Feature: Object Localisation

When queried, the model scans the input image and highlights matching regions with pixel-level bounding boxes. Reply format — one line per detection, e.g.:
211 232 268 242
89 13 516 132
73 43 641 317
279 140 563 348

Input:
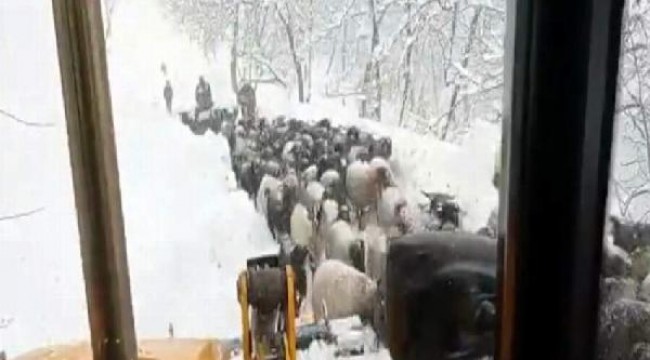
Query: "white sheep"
346 161 375 209
312 260 378 323
300 181 325 213
302 165 319 184
256 175 283 218
291 203 314 249
320 169 341 189
375 186 408 233
319 199 339 229
325 220 360 267
363 224 388 283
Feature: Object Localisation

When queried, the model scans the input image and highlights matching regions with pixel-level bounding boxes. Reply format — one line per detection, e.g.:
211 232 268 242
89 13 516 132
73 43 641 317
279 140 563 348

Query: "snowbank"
107 0 277 340
0 0 87 355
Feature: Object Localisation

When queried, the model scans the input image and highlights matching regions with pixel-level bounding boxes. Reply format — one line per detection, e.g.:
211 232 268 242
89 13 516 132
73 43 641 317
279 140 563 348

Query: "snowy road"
1 0 277 356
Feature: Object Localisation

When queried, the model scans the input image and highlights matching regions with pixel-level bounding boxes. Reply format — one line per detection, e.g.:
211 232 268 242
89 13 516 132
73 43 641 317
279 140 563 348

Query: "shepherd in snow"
163 80 173 114
195 75 213 112
237 83 257 122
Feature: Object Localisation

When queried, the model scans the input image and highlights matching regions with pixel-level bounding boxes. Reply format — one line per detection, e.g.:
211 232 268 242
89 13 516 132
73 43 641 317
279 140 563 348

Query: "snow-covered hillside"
0 0 498 358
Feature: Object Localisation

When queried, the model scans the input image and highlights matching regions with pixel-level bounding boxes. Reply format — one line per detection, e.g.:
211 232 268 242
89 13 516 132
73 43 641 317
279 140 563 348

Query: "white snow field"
0 0 498 358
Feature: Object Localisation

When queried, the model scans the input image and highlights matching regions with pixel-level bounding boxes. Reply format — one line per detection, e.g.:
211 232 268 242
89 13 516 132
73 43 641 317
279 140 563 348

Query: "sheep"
325 220 364 271
370 137 392 159
375 186 409 236
346 160 395 229
369 157 396 189
256 175 283 218
302 164 319 184
240 159 262 201
311 260 379 326
346 161 375 209
256 176 293 240
363 224 388 284
348 145 371 163
278 235 311 308
291 203 315 252
611 216 650 253
603 235 632 278
320 169 341 189
317 198 339 229
300 181 325 215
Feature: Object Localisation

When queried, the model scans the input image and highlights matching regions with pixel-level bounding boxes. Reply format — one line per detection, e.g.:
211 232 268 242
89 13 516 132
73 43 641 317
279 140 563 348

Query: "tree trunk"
307 0 314 103
442 6 482 140
399 0 415 126
364 0 382 121
444 2 460 85
277 5 305 103
230 3 239 94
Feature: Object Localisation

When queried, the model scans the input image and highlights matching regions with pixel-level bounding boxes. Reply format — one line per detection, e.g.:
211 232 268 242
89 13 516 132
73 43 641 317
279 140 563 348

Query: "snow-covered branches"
612 1 650 221
162 0 505 137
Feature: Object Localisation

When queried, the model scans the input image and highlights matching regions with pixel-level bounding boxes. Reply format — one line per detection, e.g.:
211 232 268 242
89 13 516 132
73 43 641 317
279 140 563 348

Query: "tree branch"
0 207 46 222
0 109 54 127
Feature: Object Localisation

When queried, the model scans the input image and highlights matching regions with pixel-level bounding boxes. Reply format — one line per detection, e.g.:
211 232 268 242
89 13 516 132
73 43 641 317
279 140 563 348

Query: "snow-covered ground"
0 0 498 358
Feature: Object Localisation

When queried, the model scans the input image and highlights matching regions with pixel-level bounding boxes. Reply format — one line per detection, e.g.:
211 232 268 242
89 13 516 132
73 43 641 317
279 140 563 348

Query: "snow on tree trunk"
277 3 305 103
399 0 415 127
364 0 382 121
231 3 239 95
442 6 482 140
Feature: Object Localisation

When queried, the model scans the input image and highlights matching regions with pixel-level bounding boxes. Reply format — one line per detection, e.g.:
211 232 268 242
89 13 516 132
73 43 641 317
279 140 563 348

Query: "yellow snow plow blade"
12 338 228 360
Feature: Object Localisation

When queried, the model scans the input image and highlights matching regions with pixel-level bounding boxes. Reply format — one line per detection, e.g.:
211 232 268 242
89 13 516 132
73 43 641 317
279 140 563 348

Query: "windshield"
2 0 504 359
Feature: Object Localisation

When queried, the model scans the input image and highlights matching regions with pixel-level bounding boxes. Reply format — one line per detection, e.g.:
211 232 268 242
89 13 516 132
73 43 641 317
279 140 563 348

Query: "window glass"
600 1 650 359
105 0 504 358
0 1 88 357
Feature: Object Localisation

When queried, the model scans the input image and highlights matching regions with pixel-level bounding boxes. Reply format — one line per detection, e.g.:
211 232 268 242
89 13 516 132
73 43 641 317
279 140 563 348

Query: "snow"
0 0 498 358
1 0 275 356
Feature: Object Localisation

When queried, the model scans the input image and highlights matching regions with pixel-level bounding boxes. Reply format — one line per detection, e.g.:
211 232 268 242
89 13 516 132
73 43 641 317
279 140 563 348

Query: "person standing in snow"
163 80 173 114
195 76 213 111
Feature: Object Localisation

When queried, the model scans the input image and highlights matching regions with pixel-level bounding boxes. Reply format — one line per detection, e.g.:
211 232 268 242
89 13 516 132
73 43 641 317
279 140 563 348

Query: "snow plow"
12 339 228 360
237 255 336 360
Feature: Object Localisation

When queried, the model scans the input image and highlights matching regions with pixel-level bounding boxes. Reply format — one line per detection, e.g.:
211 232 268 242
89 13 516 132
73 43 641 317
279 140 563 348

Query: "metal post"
499 0 625 358
51 2 137 360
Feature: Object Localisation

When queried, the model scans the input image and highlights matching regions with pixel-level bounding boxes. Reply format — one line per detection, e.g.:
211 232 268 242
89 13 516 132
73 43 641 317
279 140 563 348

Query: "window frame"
49 0 626 359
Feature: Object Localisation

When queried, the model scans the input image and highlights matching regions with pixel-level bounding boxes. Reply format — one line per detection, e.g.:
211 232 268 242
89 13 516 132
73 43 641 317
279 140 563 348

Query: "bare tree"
441 6 482 140
611 1 650 221
363 0 382 120
276 2 306 103
399 0 415 126
162 0 506 138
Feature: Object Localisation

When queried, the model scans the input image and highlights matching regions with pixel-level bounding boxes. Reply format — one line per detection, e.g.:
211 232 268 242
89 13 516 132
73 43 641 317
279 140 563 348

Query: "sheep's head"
348 239 366 273
289 244 311 298
338 205 351 222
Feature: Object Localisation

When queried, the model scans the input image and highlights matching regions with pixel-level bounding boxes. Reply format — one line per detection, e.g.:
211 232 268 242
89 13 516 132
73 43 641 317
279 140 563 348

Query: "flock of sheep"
599 218 650 360
178 100 650 360
178 106 472 337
